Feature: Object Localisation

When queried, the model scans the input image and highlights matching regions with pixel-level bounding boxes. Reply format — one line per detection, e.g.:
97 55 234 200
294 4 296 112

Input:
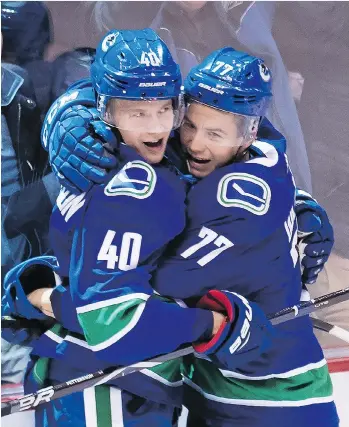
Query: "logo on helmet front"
198 82 224 95
102 32 118 52
258 63 271 82
139 82 166 87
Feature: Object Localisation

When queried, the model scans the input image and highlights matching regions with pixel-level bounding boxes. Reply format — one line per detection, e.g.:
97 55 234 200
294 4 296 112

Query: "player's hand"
49 105 119 194
295 189 334 284
211 311 226 335
27 288 55 318
193 290 272 370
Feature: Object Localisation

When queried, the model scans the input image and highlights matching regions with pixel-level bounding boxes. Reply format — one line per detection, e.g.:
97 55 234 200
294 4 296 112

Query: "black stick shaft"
268 287 349 325
2 286 349 417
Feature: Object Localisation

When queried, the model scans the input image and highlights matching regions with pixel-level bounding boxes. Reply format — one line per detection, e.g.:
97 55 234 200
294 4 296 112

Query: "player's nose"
186 130 206 153
145 114 168 133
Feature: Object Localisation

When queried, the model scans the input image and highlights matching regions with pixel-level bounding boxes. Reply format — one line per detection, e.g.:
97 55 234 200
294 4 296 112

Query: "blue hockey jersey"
28 143 213 407
152 134 336 425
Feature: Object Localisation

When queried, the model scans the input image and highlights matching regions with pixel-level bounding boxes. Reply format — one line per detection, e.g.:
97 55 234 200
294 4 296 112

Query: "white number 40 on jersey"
97 230 142 271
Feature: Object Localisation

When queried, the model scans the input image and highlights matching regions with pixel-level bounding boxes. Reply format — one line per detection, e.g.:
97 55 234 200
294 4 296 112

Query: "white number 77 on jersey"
180 226 234 266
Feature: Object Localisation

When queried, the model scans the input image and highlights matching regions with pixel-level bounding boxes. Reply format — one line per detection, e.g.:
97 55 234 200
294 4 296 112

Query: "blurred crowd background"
1 0 349 394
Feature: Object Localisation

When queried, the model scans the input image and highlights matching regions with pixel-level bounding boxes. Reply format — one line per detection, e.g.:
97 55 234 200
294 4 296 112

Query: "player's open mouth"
186 152 210 164
144 139 163 148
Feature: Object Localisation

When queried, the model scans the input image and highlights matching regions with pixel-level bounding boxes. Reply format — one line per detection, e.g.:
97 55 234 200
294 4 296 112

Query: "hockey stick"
269 286 349 324
2 286 349 417
311 317 349 344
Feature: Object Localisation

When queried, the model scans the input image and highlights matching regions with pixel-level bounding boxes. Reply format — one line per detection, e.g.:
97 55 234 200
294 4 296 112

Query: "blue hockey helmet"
91 28 184 130
184 47 272 118
1 1 51 64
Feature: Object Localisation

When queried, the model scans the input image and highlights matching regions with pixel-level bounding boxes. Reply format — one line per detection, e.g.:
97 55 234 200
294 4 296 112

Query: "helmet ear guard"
173 93 185 129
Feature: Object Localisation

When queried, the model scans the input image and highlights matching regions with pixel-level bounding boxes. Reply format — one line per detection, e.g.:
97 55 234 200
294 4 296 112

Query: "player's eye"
182 120 195 129
131 112 145 118
159 105 173 114
208 131 222 139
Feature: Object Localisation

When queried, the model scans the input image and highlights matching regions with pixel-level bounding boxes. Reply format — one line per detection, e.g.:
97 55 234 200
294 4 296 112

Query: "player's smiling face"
107 99 174 164
180 102 253 178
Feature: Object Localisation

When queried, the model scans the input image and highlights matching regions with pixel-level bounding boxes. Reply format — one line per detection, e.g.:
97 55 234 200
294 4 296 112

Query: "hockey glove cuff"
2 256 59 321
193 290 273 370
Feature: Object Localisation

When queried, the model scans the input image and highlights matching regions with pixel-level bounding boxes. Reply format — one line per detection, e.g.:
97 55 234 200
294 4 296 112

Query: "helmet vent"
233 94 256 101
105 74 125 89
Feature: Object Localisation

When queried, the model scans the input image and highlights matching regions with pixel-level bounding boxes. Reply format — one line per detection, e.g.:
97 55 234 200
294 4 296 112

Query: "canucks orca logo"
105 161 157 199
258 63 271 82
102 31 119 52
217 172 271 215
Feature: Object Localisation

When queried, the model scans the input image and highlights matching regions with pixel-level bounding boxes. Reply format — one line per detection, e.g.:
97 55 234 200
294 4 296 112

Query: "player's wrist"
192 291 232 352
27 288 54 318
211 311 227 336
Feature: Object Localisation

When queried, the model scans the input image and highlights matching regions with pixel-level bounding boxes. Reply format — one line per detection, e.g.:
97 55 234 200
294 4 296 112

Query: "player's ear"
240 138 254 153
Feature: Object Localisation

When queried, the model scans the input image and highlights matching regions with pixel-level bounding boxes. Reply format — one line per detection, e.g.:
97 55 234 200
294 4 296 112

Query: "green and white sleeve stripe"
76 293 150 351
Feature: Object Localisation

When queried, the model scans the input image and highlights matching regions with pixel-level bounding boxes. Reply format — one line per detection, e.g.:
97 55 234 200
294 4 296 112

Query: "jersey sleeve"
50 285 84 333
68 178 213 366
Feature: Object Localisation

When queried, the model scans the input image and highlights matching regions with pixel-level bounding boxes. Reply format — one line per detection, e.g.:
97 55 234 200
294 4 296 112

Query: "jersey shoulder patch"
217 172 271 216
104 160 157 200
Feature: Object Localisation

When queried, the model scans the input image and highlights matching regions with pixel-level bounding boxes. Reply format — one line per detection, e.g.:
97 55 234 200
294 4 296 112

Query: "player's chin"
142 144 167 164
187 159 214 178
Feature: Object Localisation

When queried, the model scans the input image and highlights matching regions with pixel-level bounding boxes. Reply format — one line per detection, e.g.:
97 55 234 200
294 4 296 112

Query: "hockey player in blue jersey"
151 50 338 426
3 36 337 427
